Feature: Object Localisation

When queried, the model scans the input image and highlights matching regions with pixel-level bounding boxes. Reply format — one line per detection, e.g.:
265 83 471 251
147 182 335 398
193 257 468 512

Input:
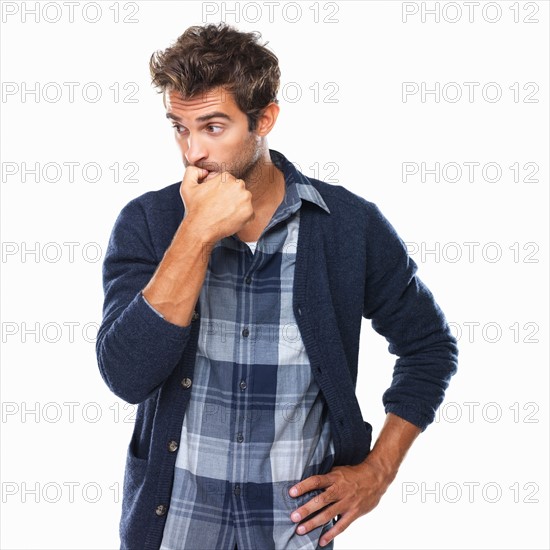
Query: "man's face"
164 87 263 182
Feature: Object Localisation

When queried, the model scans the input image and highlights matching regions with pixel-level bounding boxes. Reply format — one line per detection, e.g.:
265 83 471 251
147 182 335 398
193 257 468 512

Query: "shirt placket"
231 204 297 535
229 241 258 544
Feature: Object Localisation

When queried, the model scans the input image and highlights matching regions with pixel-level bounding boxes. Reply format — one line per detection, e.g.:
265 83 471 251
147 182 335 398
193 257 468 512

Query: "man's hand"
288 458 392 547
179 165 255 241
288 412 422 547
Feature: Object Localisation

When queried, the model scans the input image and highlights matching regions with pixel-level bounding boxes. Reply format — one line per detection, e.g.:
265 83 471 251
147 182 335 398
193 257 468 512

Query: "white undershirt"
245 241 257 253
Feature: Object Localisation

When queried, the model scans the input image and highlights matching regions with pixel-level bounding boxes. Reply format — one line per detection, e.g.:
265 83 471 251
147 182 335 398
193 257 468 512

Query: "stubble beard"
185 134 266 186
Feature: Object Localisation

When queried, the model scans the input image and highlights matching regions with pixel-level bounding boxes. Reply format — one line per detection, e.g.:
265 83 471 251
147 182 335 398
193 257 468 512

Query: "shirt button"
168 440 178 452
192 310 199 321
155 504 167 516
234 484 241 496
236 432 244 443
245 276 252 285
181 377 192 389
239 380 247 391
242 328 249 337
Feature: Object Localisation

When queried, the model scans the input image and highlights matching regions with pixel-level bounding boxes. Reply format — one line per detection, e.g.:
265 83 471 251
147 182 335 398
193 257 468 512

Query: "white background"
1 1 548 549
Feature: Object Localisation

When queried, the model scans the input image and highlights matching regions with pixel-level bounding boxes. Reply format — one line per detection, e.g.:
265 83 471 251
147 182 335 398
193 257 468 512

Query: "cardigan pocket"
123 444 148 500
120 443 148 543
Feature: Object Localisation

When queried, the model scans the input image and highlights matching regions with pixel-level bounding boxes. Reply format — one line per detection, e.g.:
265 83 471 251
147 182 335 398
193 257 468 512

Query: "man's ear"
255 102 280 136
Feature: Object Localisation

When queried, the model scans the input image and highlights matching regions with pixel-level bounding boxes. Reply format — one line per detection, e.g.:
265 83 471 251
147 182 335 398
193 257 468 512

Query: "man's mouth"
203 170 217 181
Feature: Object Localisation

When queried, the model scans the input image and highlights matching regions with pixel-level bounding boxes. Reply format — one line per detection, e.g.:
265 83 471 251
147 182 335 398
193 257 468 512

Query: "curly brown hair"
149 23 281 132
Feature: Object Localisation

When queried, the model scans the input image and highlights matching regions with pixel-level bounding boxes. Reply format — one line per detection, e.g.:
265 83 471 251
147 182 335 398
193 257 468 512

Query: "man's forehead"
164 87 234 115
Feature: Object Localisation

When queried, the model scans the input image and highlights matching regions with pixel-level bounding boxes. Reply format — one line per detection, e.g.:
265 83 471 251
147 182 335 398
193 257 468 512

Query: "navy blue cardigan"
96 175 458 549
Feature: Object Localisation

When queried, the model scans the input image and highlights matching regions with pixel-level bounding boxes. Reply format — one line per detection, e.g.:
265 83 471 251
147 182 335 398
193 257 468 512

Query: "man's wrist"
359 412 422 485
360 449 400 487
181 212 220 245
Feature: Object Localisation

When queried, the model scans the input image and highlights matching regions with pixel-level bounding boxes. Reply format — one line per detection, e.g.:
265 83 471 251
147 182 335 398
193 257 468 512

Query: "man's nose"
184 135 207 165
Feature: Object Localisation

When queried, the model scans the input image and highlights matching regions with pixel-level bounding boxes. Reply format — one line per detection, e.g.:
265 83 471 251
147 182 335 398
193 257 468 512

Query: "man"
96 22 458 550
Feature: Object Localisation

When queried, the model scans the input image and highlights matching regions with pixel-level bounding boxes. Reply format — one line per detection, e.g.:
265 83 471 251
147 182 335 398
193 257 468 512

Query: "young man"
96 23 458 550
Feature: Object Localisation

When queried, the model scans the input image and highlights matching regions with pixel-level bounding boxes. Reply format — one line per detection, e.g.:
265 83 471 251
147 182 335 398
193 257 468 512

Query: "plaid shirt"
157 150 336 550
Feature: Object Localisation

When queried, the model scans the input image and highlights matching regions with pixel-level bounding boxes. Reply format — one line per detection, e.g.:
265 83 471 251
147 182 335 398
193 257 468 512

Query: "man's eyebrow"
165 111 233 123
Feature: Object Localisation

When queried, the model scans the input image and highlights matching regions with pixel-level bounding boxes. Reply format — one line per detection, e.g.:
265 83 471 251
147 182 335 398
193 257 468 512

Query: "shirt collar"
269 149 331 215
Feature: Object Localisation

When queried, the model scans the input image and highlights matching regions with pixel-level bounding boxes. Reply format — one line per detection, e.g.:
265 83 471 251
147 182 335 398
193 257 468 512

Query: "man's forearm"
361 412 422 485
142 215 218 327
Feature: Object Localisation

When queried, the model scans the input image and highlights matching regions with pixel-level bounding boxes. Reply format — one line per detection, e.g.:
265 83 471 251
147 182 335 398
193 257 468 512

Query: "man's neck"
245 149 285 212
236 150 286 242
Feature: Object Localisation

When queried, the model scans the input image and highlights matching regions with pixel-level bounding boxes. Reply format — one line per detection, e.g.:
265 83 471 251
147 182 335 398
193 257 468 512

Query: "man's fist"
180 166 255 241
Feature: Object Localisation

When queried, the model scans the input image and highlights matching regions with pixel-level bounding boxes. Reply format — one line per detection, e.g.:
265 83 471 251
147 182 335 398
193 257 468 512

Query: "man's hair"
149 23 280 132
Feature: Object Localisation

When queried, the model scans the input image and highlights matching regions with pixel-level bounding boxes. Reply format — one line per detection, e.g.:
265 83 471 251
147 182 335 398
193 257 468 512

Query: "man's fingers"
318 511 354 547
295 503 339 537
180 166 208 216
290 474 331 498
183 165 209 186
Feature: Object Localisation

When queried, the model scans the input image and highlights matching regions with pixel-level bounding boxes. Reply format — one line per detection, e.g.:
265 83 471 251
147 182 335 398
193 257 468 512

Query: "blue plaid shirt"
155 150 336 550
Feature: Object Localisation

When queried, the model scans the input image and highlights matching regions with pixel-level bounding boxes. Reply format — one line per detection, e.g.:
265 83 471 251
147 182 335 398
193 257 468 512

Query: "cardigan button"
191 310 199 321
155 504 167 516
168 440 179 452
181 377 192 389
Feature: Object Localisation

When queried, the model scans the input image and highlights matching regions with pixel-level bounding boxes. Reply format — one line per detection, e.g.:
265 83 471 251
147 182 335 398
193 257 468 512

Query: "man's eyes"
206 125 224 134
171 124 223 134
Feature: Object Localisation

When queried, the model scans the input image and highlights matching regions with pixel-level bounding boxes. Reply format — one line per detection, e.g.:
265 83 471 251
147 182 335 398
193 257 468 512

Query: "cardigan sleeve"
96 198 193 404
362 203 458 431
